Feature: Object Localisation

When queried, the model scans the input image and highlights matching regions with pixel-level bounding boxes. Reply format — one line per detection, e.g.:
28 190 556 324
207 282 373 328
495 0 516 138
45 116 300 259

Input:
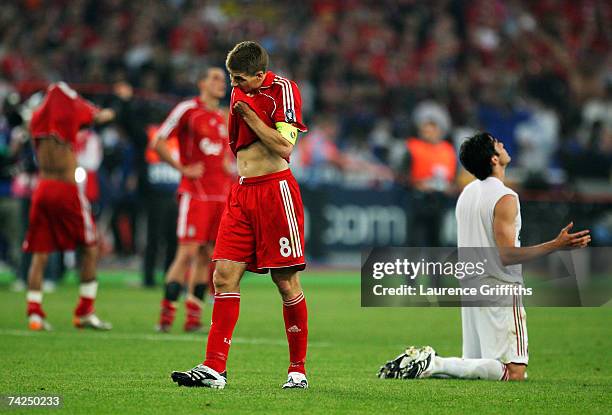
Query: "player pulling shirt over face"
171 41 311 391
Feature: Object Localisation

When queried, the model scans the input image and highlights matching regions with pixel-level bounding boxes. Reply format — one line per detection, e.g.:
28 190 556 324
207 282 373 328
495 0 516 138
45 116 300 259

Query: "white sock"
27 290 43 303
80 281 98 299
430 356 506 380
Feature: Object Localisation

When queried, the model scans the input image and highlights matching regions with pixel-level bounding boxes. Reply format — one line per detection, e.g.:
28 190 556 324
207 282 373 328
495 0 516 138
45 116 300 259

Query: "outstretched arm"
233 101 294 159
94 108 116 124
493 195 590 266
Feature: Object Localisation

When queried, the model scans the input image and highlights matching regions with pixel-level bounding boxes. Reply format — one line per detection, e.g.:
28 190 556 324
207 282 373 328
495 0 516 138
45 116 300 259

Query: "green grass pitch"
0 271 610 414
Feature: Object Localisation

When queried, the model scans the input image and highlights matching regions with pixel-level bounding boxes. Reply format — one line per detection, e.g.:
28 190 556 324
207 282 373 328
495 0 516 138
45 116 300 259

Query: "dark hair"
459 132 498 180
196 66 211 82
197 66 224 81
226 41 269 75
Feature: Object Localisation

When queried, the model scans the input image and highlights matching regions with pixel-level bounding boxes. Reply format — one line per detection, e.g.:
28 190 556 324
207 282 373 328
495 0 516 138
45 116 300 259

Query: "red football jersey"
228 71 307 160
30 82 99 147
158 97 231 201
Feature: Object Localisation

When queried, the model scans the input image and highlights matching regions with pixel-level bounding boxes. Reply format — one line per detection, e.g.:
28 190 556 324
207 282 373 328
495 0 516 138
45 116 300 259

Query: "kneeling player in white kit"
379 132 591 381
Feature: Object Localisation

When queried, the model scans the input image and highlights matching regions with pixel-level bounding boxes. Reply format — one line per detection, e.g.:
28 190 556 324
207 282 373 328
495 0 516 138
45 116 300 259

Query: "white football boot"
282 372 309 389
73 313 112 330
171 364 227 389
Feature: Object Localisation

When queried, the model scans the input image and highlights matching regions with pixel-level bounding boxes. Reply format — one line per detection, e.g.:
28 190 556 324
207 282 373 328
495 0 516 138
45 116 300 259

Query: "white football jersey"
456 176 522 283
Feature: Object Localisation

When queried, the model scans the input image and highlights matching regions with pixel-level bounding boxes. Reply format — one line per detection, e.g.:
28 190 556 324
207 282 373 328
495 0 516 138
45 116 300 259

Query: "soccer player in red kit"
171 41 309 389
24 82 114 331
154 67 232 332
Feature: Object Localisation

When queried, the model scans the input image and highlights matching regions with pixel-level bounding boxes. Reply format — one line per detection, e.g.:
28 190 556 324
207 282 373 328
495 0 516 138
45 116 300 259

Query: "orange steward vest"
406 137 457 182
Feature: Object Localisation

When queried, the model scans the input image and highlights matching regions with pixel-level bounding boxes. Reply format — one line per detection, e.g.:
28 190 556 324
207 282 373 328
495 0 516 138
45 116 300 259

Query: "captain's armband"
275 122 299 145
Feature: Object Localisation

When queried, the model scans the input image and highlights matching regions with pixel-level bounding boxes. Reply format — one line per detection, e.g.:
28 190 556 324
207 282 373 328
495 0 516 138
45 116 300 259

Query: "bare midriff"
236 141 289 178
35 137 77 183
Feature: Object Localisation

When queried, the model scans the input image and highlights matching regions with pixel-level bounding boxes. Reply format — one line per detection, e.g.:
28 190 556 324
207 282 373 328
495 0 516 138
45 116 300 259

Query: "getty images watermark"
361 247 612 307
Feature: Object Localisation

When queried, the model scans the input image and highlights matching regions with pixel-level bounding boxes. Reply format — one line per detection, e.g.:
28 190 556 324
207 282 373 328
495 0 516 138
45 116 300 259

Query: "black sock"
164 281 182 302
192 283 208 301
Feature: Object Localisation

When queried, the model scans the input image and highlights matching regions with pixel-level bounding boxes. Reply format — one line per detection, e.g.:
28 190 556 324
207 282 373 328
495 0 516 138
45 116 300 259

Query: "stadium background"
0 1 610 413
1 0 611 282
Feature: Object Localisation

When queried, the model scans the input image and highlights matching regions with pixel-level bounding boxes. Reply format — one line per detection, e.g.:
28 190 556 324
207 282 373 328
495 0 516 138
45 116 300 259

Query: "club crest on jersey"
285 109 296 123
199 138 223 155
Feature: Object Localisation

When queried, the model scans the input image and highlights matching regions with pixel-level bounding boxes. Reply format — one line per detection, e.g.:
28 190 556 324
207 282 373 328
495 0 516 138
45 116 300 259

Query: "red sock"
27 302 46 318
27 291 45 317
159 299 177 327
75 297 95 317
75 281 97 317
283 292 308 375
203 292 240 374
184 299 202 328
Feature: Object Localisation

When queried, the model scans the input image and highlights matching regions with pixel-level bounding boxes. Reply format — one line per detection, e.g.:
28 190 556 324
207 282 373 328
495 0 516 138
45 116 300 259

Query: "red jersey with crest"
228 71 307 160
30 82 99 147
158 97 231 201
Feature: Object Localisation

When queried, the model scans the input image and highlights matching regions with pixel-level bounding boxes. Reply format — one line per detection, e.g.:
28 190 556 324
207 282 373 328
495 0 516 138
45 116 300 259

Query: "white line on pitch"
0 329 330 347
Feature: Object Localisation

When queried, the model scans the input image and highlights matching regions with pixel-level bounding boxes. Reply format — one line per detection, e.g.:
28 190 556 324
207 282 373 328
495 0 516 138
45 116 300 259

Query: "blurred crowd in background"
0 0 610 286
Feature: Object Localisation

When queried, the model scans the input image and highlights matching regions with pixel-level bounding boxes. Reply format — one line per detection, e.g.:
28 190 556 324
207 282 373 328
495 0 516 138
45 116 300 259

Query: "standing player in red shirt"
171 41 310 389
24 82 114 331
154 67 232 333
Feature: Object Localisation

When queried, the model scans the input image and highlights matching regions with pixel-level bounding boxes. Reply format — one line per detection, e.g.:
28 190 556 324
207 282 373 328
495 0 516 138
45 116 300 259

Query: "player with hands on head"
24 82 114 331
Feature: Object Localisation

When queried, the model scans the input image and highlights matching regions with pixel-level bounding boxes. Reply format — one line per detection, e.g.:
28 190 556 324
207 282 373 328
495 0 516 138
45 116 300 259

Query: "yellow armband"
275 122 299 145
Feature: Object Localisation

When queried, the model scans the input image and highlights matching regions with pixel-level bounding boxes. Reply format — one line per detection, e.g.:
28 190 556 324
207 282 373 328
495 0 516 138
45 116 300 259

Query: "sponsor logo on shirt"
199 138 223 155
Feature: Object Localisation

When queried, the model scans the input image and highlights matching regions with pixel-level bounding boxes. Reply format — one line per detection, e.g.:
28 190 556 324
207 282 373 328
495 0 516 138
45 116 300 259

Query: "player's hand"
181 162 204 179
553 222 591 250
233 101 255 120
95 108 115 124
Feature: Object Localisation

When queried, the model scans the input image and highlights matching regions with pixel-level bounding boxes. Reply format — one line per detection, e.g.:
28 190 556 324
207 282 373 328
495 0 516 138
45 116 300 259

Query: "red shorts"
176 193 225 244
212 169 306 274
23 179 96 253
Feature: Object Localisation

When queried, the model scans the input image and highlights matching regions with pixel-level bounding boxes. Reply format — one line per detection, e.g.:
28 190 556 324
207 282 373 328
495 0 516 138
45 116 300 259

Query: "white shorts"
461 294 528 365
